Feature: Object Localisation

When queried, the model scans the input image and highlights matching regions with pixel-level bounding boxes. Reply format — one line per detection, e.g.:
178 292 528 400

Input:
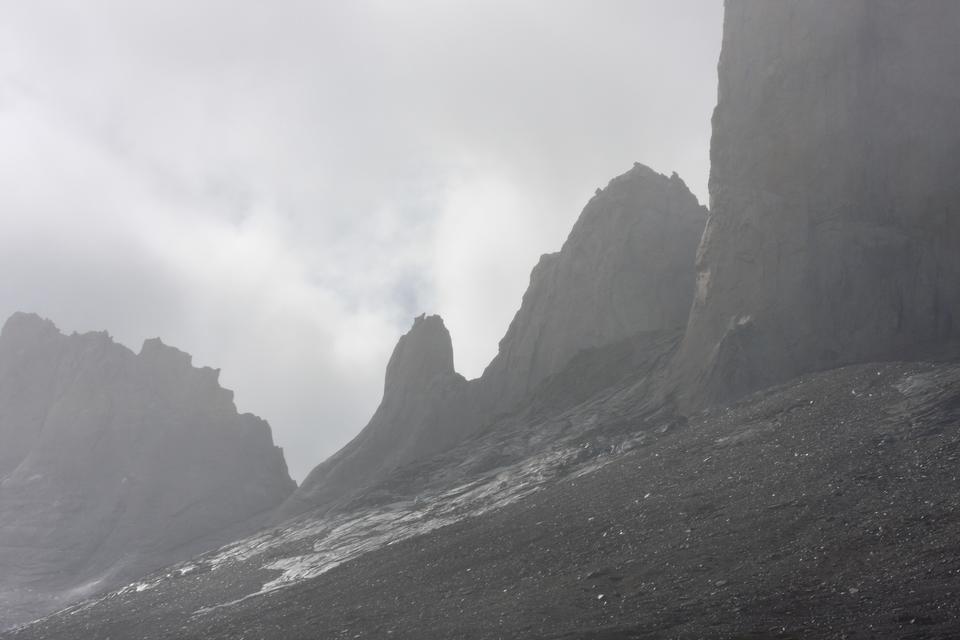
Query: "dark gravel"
7 360 960 639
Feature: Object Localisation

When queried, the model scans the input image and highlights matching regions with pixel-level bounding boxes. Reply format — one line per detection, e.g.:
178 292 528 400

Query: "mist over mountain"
477 165 705 412
4 1 960 638
0 314 293 627
278 314 468 520
280 163 706 519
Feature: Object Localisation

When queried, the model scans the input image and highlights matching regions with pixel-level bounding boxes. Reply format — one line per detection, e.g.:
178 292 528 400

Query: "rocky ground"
7 357 960 639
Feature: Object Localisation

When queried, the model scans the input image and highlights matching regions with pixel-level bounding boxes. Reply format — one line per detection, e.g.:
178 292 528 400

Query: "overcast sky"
0 1 723 481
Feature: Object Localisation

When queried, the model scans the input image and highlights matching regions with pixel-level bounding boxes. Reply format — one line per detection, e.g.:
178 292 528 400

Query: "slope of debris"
8 355 960 639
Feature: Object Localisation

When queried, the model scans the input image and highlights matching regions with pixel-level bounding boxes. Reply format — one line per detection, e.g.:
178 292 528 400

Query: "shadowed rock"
673 0 960 408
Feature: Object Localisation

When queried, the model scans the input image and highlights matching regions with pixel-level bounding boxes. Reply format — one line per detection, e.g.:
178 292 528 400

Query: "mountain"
477 164 706 412
0 314 295 628
9 357 960 639
280 163 707 518
7 1 960 637
673 0 960 407
278 314 468 518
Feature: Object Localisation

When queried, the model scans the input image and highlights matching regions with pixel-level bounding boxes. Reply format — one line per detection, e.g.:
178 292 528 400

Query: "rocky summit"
478 164 706 413
673 0 960 408
0 314 295 628
282 163 706 518
278 314 468 519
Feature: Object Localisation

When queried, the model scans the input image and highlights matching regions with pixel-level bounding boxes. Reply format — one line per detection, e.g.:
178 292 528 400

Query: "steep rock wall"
674 0 960 407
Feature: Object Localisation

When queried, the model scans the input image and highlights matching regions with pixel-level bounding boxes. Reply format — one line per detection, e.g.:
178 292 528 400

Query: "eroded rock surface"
674 0 960 407
0 313 295 628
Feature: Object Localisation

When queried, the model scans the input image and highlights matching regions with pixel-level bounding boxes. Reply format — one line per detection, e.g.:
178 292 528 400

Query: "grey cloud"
0 0 722 479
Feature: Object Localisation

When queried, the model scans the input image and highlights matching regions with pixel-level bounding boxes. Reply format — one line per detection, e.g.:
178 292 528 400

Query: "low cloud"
0 0 722 479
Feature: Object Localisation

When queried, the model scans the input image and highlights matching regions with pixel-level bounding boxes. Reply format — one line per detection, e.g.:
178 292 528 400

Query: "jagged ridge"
0 313 295 627
281 163 706 517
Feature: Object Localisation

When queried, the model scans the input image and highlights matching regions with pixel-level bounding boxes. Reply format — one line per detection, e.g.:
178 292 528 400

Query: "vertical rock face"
480 163 706 411
0 313 295 626
674 0 960 407
279 315 467 517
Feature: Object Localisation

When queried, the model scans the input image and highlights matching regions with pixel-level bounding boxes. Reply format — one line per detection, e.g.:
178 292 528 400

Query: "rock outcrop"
285 163 706 517
279 315 467 517
478 163 706 412
0 313 295 627
673 0 960 407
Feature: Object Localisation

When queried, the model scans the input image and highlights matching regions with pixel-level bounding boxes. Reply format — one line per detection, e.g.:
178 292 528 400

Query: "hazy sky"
0 1 723 481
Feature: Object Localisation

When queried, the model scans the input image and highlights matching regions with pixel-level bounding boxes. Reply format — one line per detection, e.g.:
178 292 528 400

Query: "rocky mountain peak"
139 336 193 369
0 312 60 344
0 313 295 626
138 336 228 402
277 314 466 519
383 314 455 398
479 162 707 410
283 163 707 518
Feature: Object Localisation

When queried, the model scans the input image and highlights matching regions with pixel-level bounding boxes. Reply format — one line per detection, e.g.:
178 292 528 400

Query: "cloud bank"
0 0 722 479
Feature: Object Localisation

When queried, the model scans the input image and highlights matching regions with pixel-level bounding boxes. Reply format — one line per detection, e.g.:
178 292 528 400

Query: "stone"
278 315 467 518
479 163 706 412
673 0 960 408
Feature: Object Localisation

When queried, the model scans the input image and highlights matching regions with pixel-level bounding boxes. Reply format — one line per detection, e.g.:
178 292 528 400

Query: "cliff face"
674 0 960 406
280 315 467 517
479 164 706 412
0 313 295 626
285 164 706 517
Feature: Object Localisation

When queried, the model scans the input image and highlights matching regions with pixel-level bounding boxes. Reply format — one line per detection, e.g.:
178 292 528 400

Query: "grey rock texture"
285 164 706 517
13 357 960 639
674 0 960 408
279 315 467 518
0 313 295 628
479 164 706 412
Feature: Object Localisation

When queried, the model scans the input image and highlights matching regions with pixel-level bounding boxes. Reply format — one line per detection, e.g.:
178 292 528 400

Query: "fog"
0 1 722 480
